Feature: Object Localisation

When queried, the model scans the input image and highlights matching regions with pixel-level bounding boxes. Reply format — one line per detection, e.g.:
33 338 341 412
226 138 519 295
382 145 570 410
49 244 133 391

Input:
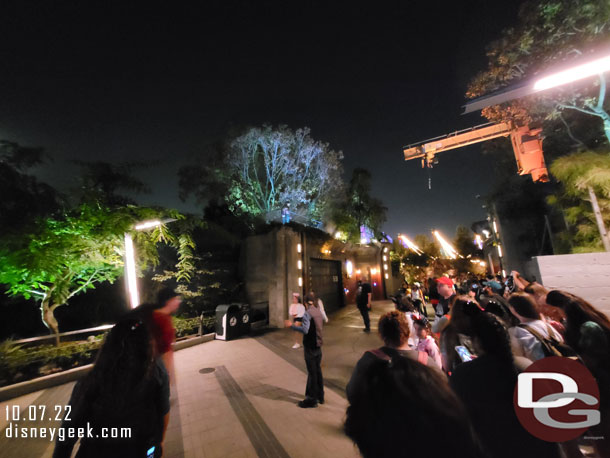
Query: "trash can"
215 304 241 341
237 303 251 335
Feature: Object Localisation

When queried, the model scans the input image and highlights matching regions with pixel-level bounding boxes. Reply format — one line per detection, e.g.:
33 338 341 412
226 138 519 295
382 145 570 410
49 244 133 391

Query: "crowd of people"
345 273 610 458
49 271 610 457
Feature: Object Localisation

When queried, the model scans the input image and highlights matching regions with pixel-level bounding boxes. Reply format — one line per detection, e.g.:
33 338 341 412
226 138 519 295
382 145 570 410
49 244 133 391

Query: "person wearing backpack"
347 311 441 402
507 293 566 361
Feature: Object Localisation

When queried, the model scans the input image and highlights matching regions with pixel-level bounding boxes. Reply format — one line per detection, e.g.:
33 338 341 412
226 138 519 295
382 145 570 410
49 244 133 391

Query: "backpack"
518 323 579 359
368 348 429 365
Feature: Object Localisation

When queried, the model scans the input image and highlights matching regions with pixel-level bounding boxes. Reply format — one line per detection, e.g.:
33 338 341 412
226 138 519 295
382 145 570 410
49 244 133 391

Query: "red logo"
513 357 600 442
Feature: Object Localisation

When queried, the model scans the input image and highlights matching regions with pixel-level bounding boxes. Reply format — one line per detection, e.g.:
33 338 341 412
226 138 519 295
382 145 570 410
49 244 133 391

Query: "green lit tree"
549 151 610 251
179 125 344 223
0 204 196 344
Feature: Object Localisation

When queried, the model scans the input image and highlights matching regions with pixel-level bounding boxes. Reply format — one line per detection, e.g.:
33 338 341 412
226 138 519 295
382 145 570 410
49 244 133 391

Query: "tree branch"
558 112 586 148
66 269 99 300
558 104 598 117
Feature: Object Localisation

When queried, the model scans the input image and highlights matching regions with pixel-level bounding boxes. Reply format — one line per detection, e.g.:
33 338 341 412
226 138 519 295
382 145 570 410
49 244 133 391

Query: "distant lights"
373 282 377 287
356 269 362 275
346 260 353 277
383 247 388 253
371 268 377 275
334 231 343 240
433 230 460 259
297 260 302 270
492 221 498 234
383 264 388 270
398 234 423 255
298 277 303 287
383 255 387 261
385 273 389 279
497 245 503 258
297 243 302 253
474 234 483 250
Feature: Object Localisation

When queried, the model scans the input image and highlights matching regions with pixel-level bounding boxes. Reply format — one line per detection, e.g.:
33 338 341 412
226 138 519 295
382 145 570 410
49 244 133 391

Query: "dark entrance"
308 258 344 313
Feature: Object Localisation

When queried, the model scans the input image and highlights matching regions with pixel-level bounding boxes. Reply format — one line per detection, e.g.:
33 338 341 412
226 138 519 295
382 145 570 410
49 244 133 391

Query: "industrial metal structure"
403 121 549 183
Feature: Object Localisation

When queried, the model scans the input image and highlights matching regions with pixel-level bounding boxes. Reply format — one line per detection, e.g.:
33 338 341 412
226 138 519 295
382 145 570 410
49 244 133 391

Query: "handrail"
10 324 114 345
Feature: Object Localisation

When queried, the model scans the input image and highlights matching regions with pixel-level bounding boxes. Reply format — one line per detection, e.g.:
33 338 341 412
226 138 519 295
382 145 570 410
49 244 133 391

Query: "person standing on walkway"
435 277 455 320
285 294 325 408
356 279 372 332
151 288 181 388
289 293 306 349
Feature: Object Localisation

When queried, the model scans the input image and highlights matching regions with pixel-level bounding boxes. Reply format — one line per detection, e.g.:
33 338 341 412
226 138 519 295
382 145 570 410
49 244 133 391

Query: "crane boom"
403 122 549 182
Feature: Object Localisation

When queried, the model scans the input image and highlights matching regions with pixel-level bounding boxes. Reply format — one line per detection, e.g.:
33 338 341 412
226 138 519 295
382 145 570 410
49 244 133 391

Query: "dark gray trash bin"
237 303 251 335
215 304 241 340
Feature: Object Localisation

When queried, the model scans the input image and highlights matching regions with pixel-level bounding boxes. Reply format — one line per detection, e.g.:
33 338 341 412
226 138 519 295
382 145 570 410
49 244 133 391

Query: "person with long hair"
53 314 170 458
546 290 610 457
439 295 478 374
449 305 560 458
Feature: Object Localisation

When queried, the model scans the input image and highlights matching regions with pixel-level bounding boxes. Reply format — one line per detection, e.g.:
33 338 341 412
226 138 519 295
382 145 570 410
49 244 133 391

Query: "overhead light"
534 54 610 91
134 220 163 231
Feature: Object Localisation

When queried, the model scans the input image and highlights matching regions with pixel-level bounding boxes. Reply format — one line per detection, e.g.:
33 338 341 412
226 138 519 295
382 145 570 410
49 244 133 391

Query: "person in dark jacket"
285 294 325 408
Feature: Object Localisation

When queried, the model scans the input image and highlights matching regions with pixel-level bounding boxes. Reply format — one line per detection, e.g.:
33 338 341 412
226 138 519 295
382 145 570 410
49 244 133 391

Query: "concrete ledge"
173 332 215 351
0 333 216 402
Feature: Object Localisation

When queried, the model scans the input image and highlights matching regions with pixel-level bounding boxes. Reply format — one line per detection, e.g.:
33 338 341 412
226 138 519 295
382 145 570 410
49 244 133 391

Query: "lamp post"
124 218 176 309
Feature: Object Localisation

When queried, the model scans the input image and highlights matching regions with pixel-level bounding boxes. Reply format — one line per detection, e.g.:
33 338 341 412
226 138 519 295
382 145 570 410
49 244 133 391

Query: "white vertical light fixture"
125 218 176 309
124 233 140 309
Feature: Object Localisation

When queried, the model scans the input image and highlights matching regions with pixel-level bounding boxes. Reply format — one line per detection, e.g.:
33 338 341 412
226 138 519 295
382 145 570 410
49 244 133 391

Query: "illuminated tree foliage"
0 204 195 343
549 151 610 252
467 0 610 143
180 125 344 222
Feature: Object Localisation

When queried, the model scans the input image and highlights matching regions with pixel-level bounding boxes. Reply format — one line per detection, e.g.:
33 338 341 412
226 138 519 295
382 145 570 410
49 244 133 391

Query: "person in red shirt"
152 288 182 388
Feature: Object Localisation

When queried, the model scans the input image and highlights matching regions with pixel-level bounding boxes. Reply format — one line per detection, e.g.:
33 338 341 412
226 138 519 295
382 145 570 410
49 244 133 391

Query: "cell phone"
147 446 156 458
455 345 474 362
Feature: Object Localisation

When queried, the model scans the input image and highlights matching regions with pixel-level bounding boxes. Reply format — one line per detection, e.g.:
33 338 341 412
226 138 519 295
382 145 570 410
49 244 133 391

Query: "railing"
11 325 114 346
265 209 323 229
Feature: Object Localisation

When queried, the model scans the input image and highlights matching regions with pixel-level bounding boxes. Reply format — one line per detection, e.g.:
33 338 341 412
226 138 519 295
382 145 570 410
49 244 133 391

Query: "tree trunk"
41 300 60 346
588 186 610 252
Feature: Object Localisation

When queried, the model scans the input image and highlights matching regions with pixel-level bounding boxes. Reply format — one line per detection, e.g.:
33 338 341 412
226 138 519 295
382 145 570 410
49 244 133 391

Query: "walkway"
0 300 396 458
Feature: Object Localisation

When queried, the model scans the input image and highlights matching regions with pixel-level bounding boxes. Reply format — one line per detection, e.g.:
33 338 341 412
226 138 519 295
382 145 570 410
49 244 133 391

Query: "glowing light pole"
124 218 176 309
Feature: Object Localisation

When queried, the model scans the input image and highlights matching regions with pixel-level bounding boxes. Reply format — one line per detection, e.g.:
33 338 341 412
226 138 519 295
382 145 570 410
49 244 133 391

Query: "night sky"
0 1 527 238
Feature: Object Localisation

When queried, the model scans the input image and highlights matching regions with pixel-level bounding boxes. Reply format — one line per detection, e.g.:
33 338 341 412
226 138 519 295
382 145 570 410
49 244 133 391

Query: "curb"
0 333 216 402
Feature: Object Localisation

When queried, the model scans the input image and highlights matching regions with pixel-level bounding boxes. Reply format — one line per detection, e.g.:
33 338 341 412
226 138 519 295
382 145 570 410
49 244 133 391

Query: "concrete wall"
529 252 610 317
241 227 302 328
241 226 391 327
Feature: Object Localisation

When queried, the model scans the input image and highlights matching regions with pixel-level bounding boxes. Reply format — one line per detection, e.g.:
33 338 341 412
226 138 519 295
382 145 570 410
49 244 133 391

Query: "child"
414 318 442 367
289 293 305 348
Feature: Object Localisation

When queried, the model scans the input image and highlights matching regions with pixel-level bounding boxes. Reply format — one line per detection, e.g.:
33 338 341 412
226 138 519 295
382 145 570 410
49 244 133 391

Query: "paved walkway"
0 301 396 458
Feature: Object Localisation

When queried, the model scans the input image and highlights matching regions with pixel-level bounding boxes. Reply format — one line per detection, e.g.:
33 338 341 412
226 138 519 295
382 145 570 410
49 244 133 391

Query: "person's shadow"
245 384 303 403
